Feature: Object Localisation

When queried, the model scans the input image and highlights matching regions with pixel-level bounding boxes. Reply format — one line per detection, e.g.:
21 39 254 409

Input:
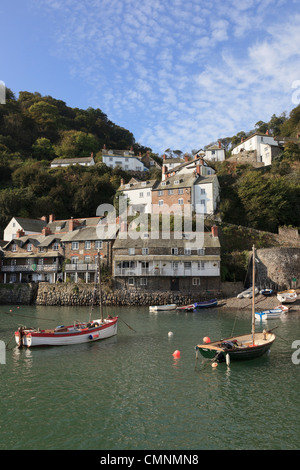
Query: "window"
184 248 191 255
158 190 164 196
178 198 184 205
128 278 134 286
197 248 205 255
192 278 200 286
139 192 144 198
158 200 164 206
39 246 45 252
184 262 191 269
53 242 59 251
27 243 32 252
168 189 174 195
128 248 135 255
84 256 91 264
140 278 147 286
171 248 178 255
147 191 150 197
172 261 179 270
85 241 91 249
142 248 149 255
11 243 17 252
198 261 205 270
72 242 79 250
71 256 79 264
200 200 205 205
95 240 103 249
178 188 183 194
200 189 205 194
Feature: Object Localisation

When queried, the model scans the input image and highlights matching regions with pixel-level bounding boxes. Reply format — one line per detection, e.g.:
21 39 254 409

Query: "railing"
114 267 219 277
64 263 97 272
2 264 60 272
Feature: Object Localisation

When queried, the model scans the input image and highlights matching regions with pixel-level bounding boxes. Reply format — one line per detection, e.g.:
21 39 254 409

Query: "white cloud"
32 0 300 153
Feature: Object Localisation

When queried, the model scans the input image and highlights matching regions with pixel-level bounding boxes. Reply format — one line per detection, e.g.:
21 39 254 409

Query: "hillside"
0 87 300 241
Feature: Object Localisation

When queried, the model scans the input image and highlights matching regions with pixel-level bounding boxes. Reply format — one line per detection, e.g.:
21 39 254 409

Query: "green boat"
195 245 276 364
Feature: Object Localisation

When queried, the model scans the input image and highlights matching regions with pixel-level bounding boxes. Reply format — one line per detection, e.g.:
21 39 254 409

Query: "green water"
0 304 299 450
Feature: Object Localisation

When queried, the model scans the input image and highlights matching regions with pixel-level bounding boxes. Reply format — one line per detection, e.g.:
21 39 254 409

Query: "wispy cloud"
33 0 300 153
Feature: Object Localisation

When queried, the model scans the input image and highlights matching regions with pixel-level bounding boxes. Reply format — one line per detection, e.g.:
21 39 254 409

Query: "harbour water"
0 304 299 450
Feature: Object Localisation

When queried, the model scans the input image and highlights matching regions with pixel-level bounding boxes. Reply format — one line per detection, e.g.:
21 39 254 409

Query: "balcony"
114 266 219 277
64 263 97 272
2 264 61 272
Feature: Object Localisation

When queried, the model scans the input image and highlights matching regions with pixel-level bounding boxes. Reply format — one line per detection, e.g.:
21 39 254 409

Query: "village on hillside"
0 131 299 296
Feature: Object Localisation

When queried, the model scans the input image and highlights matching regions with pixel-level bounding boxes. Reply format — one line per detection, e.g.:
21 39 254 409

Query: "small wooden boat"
196 246 276 364
277 290 297 303
196 331 276 362
15 317 118 348
149 304 177 312
259 288 273 296
237 287 258 299
193 299 218 309
255 309 285 321
15 253 118 348
176 304 195 311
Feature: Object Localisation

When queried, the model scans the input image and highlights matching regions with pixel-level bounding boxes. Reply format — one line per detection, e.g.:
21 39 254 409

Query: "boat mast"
252 245 255 345
97 251 103 323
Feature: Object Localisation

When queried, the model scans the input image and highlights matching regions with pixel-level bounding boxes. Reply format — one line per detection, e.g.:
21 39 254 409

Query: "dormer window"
27 243 32 252
11 243 17 252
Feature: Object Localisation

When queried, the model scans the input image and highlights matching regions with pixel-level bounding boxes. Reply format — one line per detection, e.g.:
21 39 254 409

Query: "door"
170 277 179 291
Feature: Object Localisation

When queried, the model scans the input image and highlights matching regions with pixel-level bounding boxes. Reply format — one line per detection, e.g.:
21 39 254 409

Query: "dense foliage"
0 87 300 240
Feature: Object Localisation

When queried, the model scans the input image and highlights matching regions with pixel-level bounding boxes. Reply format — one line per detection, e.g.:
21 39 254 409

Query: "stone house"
152 171 219 216
1 227 64 283
1 215 115 284
112 226 221 293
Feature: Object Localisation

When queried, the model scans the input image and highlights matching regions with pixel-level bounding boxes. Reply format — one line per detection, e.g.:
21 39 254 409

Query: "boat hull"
277 290 297 303
15 317 118 347
194 299 218 309
149 304 176 312
196 332 276 362
255 308 285 321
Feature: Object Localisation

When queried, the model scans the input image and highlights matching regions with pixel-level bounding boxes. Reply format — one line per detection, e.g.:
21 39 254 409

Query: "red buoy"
172 350 180 358
203 336 211 344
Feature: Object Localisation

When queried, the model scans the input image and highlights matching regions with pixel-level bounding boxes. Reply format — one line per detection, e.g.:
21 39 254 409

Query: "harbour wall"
0 283 38 305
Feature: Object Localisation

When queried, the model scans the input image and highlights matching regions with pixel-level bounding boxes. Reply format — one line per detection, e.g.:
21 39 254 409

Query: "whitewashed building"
102 148 147 172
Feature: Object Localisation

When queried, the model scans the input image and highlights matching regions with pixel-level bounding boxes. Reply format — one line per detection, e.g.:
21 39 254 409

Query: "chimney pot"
16 229 25 238
49 214 55 223
211 225 218 237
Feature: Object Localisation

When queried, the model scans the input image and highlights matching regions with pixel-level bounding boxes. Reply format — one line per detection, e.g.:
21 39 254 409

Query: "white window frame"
72 242 79 250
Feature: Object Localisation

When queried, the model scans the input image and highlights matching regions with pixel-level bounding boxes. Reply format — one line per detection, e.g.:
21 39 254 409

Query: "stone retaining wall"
35 282 221 306
0 283 38 305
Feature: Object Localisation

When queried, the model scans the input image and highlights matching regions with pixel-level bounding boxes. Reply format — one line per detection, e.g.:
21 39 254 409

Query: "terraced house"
112 226 221 293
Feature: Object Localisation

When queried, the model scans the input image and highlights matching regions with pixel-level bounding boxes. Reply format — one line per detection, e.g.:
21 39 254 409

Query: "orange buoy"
203 336 211 343
212 362 218 368
172 350 180 358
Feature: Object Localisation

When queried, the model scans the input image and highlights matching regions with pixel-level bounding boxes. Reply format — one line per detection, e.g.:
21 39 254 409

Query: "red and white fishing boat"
15 317 118 348
15 253 118 348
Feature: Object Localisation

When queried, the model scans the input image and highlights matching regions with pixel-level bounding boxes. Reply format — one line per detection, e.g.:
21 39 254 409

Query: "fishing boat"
259 288 273 296
15 253 118 348
193 299 218 309
195 245 276 363
277 290 297 303
149 304 176 312
176 304 195 311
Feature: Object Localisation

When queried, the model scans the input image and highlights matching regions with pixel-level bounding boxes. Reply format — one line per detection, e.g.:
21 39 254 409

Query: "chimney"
16 229 25 238
218 141 221 148
162 165 167 181
91 152 94 159
120 178 125 186
49 214 55 223
42 227 52 236
163 154 166 160
265 130 269 135
211 225 218 238
184 155 189 162
199 156 204 166
196 165 201 176
103 144 106 150
69 218 80 232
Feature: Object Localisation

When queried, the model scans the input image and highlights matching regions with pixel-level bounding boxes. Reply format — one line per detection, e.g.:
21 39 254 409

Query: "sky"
1 0 300 154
